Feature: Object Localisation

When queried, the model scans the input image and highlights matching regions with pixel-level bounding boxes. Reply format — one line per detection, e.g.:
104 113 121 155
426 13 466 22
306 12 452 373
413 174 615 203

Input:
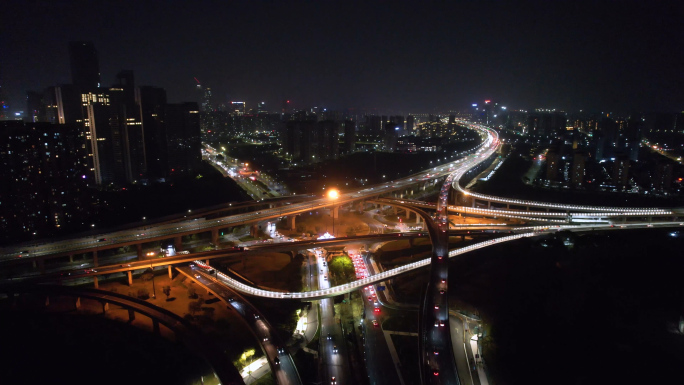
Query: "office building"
165 102 202 175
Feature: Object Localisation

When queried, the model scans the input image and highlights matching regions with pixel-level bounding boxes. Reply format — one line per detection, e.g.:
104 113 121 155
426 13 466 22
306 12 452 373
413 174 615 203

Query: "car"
324 275 327 280
228 297 235 302
120 264 131 267
373 301 378 306
372 320 379 327
333 345 338 353
433 370 439 376
97 238 107 242
439 289 445 294
374 307 380 313
434 350 440 356
440 320 445 327
195 274 201 279
277 346 285 354
434 321 439 327
327 333 332 340
368 296 372 301
434 305 439 310
254 314 260 319
331 377 337 385
263 337 269 342
274 357 280 366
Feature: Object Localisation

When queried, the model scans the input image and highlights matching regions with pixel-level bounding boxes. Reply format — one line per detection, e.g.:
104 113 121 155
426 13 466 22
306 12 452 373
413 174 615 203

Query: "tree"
188 286 197 299
141 268 154 282
188 299 203 314
202 307 215 318
137 288 150 300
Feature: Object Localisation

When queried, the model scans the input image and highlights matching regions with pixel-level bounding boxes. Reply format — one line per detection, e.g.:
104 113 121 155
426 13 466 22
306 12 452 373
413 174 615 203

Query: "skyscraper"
138 86 168 180
165 103 202 175
69 41 101 91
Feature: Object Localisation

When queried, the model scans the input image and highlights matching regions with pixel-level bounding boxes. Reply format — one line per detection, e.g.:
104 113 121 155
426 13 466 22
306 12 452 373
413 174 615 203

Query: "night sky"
2 0 683 114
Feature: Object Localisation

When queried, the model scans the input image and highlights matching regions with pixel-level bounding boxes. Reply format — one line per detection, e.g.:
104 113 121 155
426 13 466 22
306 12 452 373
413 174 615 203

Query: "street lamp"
328 189 339 236
150 264 157 299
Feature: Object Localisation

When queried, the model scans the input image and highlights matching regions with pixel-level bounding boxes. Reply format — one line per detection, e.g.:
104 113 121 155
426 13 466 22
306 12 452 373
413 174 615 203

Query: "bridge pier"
93 251 98 267
128 309 136 322
287 215 296 231
332 206 339 219
93 276 99 289
211 228 219 246
174 236 183 251
68 254 74 263
136 244 143 260
101 301 109 314
168 265 173 279
75 297 81 310
250 224 259 237
127 271 133 286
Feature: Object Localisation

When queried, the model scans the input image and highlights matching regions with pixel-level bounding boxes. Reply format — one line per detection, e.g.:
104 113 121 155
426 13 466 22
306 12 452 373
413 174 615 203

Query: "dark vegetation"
0 311 208 385
449 228 684 384
96 162 250 227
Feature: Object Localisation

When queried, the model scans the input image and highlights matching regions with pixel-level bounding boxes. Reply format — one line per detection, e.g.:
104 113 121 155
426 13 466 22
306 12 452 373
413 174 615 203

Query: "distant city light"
472 103 477 107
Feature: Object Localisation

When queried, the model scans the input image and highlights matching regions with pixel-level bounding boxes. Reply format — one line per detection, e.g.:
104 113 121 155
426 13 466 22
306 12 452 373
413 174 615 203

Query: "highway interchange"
2 121 683 385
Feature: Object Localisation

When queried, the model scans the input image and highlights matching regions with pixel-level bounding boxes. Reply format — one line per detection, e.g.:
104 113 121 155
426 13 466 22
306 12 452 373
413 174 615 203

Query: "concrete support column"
174 236 183 251
93 251 98 267
211 228 219 245
32 260 37 269
101 302 109 313
393 206 397 215
69 254 74 263
136 244 143 260
487 201 491 209
421 221 427 230
75 297 81 310
332 206 339 219
269 204 275 209
168 265 173 279
93 276 99 289
128 309 136 322
127 271 133 286
416 215 422 225
288 215 296 230
506 203 510 209
250 224 259 237
472 198 476 208
406 210 411 219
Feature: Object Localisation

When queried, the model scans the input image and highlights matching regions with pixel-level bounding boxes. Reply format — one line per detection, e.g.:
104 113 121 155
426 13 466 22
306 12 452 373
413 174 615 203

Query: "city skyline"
2 1 684 115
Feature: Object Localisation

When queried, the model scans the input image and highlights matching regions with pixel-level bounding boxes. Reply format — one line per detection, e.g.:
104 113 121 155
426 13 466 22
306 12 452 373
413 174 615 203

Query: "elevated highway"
0 284 245 385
